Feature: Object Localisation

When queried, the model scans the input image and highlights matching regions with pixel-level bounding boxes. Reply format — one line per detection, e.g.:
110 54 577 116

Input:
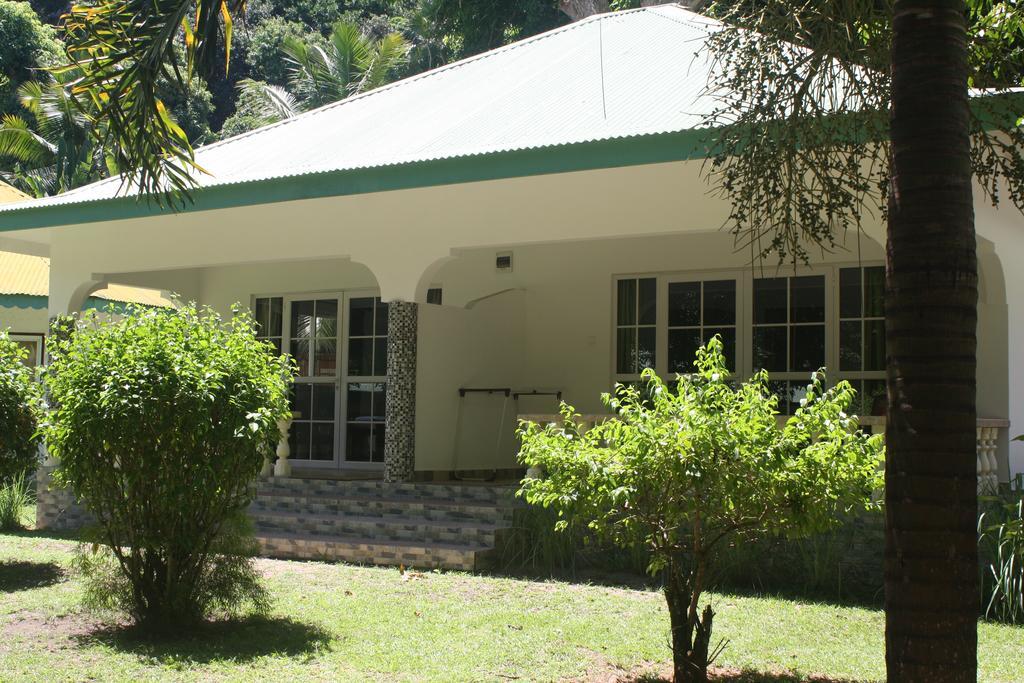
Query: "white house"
0 184 171 366
0 5 1019 567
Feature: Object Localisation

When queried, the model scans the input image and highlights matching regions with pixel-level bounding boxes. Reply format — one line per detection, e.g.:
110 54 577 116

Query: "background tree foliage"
0 332 41 484
43 304 292 628
518 339 883 683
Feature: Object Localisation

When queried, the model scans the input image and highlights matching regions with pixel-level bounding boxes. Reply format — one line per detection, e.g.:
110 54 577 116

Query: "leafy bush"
979 490 1024 624
43 303 293 630
518 338 884 683
0 472 33 531
0 331 42 483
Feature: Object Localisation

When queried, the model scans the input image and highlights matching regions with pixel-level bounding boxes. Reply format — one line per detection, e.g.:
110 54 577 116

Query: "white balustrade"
273 411 299 478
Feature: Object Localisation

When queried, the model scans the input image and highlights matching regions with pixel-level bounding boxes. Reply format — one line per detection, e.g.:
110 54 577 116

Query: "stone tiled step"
251 509 501 546
256 478 518 505
256 531 488 571
250 490 516 525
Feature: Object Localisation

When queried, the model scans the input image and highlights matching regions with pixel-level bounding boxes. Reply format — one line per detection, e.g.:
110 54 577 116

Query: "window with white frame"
612 265 882 414
838 265 887 415
615 277 657 379
9 334 43 368
254 296 283 355
752 274 826 413
345 297 388 463
667 279 737 373
251 293 387 467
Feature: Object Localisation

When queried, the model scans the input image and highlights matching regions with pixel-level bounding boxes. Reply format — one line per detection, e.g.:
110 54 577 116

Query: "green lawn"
0 532 1020 682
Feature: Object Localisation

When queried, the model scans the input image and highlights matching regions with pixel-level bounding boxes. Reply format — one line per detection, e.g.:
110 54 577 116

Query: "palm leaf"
237 79 302 122
0 115 57 166
356 33 411 94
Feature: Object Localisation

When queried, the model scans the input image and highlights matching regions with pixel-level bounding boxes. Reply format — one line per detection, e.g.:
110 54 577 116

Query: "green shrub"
43 303 293 630
0 472 33 531
518 338 883 683
0 331 42 483
979 489 1024 624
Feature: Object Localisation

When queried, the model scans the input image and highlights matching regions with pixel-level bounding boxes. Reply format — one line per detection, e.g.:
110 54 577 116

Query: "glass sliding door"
252 291 388 468
344 296 388 464
286 296 341 465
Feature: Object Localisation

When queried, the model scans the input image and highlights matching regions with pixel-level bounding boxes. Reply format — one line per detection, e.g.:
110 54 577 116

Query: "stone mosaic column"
384 301 418 483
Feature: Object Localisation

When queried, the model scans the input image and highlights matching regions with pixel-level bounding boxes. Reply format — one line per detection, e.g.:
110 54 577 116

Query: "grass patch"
0 531 1021 682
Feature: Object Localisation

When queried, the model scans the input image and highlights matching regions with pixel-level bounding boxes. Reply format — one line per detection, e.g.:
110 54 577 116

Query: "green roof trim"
0 294 155 313
0 128 714 233
0 294 47 310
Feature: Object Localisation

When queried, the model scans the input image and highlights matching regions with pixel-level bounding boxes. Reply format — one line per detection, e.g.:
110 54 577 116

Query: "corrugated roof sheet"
0 182 30 205
0 251 172 306
0 4 724 213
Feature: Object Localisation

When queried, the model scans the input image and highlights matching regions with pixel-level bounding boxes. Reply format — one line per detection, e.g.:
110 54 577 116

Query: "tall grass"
0 473 34 531
979 491 1024 624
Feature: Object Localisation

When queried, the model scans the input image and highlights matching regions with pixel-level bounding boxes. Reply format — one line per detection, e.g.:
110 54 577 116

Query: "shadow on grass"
629 668 867 683
75 616 333 665
0 560 66 592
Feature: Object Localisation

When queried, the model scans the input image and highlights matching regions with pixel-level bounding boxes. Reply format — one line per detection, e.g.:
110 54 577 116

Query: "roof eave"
0 128 713 233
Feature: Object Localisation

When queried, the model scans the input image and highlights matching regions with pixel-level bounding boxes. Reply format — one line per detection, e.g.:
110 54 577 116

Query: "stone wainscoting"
35 463 92 531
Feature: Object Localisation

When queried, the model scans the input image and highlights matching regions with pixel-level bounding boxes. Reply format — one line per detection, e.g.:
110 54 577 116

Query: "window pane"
864 266 885 317
373 337 388 377
347 382 375 422
348 338 374 376
314 339 337 376
375 300 389 336
616 327 636 374
703 280 736 325
372 425 386 463
291 383 312 420
753 278 787 324
265 338 282 356
255 298 269 333
290 338 311 376
839 268 861 319
346 423 372 462
839 320 862 372
668 282 700 327
269 298 283 338
865 319 886 371
704 327 736 372
638 327 656 370
863 379 887 416
668 328 701 374
617 279 637 326
315 300 338 338
311 423 335 460
753 326 787 371
638 278 657 325
291 300 314 339
349 297 375 336
427 288 443 305
289 422 311 460
372 382 386 421
312 384 335 421
791 324 825 371
791 276 825 323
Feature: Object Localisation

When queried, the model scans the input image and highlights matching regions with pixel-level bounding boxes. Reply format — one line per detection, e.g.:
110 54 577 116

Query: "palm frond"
236 79 302 122
356 33 411 94
0 115 57 166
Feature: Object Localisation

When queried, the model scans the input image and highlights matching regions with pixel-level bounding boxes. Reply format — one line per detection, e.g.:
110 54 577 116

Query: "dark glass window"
346 382 386 462
288 383 336 461
348 297 388 377
838 266 886 414
667 279 737 373
254 297 283 355
616 278 657 375
752 275 825 374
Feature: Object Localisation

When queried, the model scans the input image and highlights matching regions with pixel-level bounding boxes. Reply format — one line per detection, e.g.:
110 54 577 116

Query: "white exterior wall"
0 305 48 335
8 158 1019 477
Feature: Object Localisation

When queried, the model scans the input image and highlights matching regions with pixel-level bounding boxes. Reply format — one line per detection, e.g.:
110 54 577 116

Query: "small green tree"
0 331 41 482
43 303 293 630
518 338 884 683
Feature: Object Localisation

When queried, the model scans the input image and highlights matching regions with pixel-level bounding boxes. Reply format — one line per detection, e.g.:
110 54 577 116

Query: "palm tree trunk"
885 1 978 681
